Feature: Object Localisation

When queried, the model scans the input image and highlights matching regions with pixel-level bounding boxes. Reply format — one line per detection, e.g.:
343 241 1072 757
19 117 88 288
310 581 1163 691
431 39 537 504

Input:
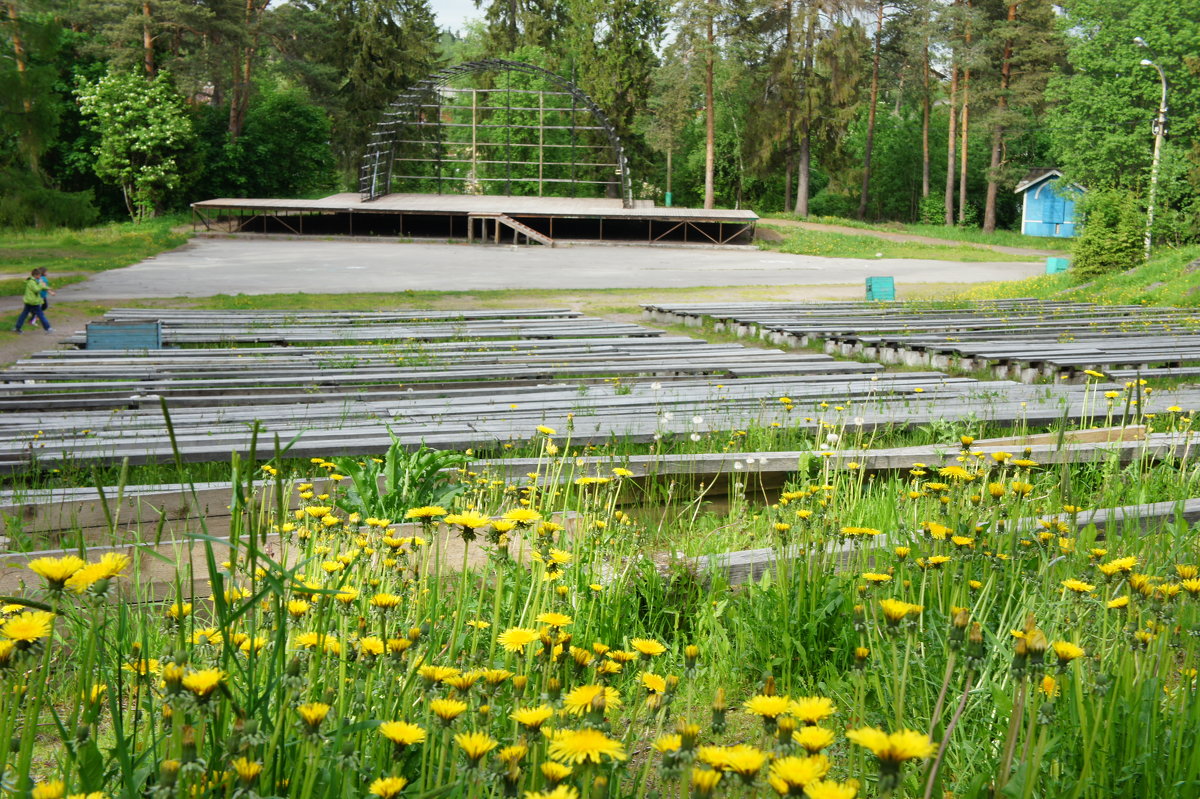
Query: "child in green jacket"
14 269 52 333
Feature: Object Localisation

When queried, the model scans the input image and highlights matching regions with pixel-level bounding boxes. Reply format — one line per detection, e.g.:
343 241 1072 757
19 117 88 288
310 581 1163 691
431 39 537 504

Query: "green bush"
918 195 945 224
807 189 857 218
1072 189 1144 278
0 168 98 229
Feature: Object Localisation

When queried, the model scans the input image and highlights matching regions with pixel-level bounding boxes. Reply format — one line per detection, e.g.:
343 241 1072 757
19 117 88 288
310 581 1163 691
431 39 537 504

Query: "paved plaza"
57 237 1043 299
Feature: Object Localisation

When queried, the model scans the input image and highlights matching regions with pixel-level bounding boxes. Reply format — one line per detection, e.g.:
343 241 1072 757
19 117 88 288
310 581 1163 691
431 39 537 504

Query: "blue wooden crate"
865 276 895 301
1046 257 1069 275
86 321 162 350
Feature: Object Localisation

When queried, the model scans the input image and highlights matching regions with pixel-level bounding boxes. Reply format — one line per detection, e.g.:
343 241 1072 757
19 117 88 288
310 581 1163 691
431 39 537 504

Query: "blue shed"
1015 168 1083 238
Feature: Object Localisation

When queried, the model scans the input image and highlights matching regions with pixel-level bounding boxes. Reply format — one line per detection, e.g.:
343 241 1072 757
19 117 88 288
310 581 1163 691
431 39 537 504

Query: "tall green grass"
4 387 1200 798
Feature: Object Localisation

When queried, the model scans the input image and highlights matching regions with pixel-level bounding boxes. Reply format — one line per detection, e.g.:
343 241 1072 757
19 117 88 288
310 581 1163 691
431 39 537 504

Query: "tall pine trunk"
857 0 883 220
782 0 793 214
142 2 155 77
797 126 809 215
795 6 815 217
5 0 38 174
703 11 715 210
921 41 930 198
957 0 972 224
983 2 1018 233
944 64 958 225
784 161 792 213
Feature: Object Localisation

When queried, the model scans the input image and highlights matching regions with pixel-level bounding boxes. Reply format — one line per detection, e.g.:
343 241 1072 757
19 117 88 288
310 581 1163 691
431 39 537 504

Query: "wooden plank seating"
3 426 1182 551
3 370 1199 470
65 308 658 346
642 300 1200 382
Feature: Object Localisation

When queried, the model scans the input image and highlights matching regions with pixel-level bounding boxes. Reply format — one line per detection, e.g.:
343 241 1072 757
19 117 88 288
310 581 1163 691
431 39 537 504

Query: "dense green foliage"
1070 190 1146 279
1 0 1197 243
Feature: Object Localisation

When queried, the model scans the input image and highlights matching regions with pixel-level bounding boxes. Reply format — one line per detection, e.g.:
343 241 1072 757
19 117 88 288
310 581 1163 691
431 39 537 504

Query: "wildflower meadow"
3 389 1200 799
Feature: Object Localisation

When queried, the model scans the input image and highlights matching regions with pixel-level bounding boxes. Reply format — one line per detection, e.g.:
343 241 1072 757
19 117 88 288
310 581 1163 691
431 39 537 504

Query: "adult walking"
14 269 52 334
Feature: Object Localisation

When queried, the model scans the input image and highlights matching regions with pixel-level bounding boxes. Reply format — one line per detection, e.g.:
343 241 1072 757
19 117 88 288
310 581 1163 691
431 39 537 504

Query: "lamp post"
1134 37 1168 260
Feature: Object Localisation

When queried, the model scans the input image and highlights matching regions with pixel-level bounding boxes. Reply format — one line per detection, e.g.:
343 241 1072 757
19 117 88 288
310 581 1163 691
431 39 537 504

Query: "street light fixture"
1134 36 1168 260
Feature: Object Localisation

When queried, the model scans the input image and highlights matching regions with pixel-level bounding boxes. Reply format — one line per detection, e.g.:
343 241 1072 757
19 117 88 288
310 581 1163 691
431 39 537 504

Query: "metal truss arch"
359 59 633 208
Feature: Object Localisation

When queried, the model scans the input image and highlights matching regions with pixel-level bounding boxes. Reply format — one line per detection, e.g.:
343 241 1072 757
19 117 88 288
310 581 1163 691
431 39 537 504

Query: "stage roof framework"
359 59 633 208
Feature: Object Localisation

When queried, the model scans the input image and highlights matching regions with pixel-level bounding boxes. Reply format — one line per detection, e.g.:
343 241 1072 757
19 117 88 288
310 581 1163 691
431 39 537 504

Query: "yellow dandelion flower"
178 668 224 702
562 684 622 715
803 780 859 799
846 727 935 762
879 598 917 624
789 696 836 724
536 612 573 627
404 506 447 520
691 768 723 795
1 610 55 643
66 552 130 593
653 734 682 753
231 757 263 783
379 721 426 747
723 744 768 778
27 556 85 589
1061 579 1095 594
744 694 791 719
429 697 468 724
368 776 408 798
548 728 627 764
497 627 540 652
540 762 573 784
526 786 578 799
503 508 541 525
768 755 831 794
511 704 554 730
1053 641 1084 663
31 782 66 799
444 511 492 531
794 726 836 753
297 702 331 728
629 638 666 657
640 672 668 694
455 730 499 764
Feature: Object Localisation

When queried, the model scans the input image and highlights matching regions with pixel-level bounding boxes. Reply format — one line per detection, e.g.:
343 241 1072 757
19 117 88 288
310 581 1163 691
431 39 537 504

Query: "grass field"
962 245 1200 306
0 217 189 296
767 215 1074 252
758 224 1043 263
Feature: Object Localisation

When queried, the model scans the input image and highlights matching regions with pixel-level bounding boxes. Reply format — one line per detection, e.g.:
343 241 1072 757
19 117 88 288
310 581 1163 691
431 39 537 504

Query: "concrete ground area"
57 237 1043 299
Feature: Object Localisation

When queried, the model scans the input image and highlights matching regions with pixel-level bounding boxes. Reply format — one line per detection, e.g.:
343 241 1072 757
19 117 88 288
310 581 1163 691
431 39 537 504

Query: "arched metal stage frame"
192 61 756 246
360 59 633 207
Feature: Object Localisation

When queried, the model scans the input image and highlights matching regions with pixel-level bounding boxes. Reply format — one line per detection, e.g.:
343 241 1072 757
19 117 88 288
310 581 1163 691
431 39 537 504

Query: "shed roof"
1014 168 1062 194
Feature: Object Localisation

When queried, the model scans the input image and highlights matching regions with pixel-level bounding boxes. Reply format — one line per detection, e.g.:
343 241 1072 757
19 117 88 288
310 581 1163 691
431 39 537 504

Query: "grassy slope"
766 213 1073 251
0 217 190 296
758 222 1042 262
961 245 1200 306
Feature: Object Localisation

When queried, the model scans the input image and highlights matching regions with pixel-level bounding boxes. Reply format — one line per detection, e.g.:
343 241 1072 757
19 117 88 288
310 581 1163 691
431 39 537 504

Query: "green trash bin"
865 276 895 301
1046 257 1069 274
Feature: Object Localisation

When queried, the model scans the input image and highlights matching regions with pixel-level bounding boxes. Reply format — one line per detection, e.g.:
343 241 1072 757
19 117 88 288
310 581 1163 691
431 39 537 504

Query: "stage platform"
191 193 758 246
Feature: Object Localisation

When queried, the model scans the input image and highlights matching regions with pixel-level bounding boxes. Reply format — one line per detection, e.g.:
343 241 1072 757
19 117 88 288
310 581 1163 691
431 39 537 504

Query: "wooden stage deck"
191 193 759 246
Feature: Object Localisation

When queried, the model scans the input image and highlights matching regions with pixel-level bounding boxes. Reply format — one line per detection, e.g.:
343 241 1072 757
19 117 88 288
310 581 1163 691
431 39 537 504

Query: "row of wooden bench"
642 300 1200 382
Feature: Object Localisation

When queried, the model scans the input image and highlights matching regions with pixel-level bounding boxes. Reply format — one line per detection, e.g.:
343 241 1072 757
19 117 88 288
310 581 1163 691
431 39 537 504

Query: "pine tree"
475 0 567 55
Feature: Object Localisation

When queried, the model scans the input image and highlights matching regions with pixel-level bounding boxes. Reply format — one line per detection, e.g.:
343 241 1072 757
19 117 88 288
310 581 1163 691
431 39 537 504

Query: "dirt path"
760 217 1061 257
0 305 99 367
